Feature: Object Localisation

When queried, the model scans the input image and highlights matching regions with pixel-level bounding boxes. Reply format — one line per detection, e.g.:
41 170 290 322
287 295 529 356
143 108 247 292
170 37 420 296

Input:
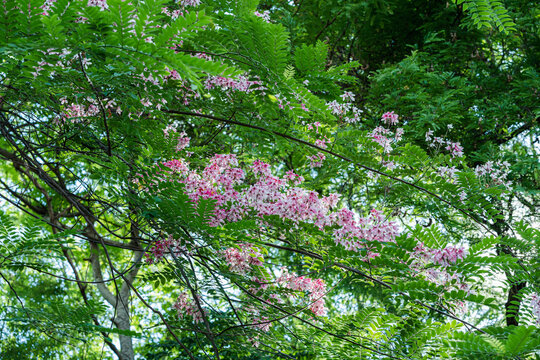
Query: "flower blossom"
87 0 108 10
278 269 327 316
474 161 511 188
173 292 206 323
254 10 271 22
413 242 467 267
326 99 362 124
531 293 540 325
205 75 264 93
369 126 394 153
340 91 355 102
425 129 464 158
308 152 326 168
158 155 399 253
145 234 174 264
176 132 190 151
180 0 201 7
223 244 264 274
41 0 56 15
411 242 470 293
445 142 464 158
381 111 399 125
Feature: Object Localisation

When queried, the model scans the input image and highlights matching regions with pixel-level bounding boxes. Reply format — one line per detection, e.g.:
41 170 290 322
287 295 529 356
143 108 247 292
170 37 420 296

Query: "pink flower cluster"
326 95 363 124
223 246 327 318
277 268 327 316
159 153 399 255
161 7 184 19
340 91 355 102
162 159 189 174
307 152 326 168
173 292 206 323
531 293 540 325
437 166 459 182
57 97 120 124
87 0 108 10
176 132 191 151
145 234 187 264
370 126 394 153
223 244 264 274
425 130 464 158
152 151 365 324
254 10 271 22
474 160 511 188
367 112 404 153
41 0 56 15
314 138 329 149
413 242 467 267
63 102 99 120
283 169 305 185
333 209 398 253
162 126 191 151
42 0 108 14
251 160 271 177
205 75 265 93
411 242 470 293
180 0 201 7
145 234 174 264
381 111 399 125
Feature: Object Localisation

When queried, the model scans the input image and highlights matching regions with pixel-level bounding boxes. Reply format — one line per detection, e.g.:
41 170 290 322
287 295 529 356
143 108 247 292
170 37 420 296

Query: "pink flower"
277 269 327 316
474 161 511 188
413 242 467 267
163 159 189 174
163 125 177 138
369 126 393 153
314 139 328 149
254 10 271 22
381 111 399 125
445 141 464 158
152 155 399 252
180 0 201 6
205 75 263 93
173 292 206 323
41 0 56 15
87 0 108 10
176 132 191 151
145 234 174 264
223 244 264 274
251 160 271 177
340 91 355 102
531 293 540 325
308 152 326 168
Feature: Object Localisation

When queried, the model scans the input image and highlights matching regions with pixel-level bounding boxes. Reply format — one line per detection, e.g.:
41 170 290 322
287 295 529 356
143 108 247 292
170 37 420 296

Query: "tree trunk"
90 238 142 360
116 295 134 360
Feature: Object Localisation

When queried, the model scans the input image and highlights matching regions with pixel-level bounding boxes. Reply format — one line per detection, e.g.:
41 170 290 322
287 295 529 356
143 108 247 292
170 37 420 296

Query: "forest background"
0 0 538 359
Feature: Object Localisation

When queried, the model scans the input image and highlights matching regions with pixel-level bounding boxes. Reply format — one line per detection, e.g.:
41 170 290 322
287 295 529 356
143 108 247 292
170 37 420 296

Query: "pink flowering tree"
0 0 538 359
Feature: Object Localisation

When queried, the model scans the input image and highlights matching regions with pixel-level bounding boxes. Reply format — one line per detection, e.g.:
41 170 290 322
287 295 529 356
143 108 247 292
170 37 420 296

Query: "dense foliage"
0 0 538 359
